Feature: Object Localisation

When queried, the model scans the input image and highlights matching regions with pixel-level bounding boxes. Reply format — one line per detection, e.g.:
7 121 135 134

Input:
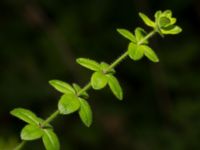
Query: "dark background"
1 0 200 149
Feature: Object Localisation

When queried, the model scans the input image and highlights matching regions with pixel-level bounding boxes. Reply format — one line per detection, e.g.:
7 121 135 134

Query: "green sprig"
11 10 182 150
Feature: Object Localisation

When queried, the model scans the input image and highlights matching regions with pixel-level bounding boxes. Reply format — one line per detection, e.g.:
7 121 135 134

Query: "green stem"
14 29 156 150
77 82 91 96
106 51 129 72
14 141 26 150
138 30 156 45
41 110 60 127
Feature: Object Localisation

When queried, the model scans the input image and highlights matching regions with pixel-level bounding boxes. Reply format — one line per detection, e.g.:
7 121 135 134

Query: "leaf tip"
48 80 54 85
116 28 122 33
85 122 92 128
138 12 143 16
76 58 81 63
10 108 22 116
87 124 92 127
177 26 183 33
118 95 123 101
10 108 16 116
153 58 159 63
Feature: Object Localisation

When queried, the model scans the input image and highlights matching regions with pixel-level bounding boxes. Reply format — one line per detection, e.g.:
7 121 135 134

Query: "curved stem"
14 29 156 150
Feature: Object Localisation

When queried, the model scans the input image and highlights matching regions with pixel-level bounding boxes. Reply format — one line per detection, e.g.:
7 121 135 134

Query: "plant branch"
41 29 156 125
14 29 156 150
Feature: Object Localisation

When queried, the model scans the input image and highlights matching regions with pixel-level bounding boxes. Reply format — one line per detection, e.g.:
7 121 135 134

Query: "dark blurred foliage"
0 0 200 149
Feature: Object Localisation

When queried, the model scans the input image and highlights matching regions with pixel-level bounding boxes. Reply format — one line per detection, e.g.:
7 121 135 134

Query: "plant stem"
106 51 129 72
14 29 156 150
14 141 26 150
138 30 156 45
77 82 91 96
41 110 60 127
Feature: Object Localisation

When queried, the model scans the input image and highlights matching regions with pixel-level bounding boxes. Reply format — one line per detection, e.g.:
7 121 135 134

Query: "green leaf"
100 62 115 74
139 12 155 28
161 25 182 34
163 10 172 17
72 83 89 99
72 83 81 93
76 58 101 71
42 129 60 150
135 27 148 44
91 72 108 90
58 94 80 115
107 74 123 100
78 98 93 127
155 10 162 20
142 45 159 62
21 124 43 141
49 80 75 95
128 43 144 61
170 18 177 25
10 108 42 125
116 29 136 43
169 25 182 34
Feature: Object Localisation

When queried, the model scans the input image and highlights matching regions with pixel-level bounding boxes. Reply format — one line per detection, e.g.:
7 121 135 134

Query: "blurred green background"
1 0 200 149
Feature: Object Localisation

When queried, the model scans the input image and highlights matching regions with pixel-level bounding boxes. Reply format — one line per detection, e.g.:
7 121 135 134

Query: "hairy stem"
15 29 156 150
